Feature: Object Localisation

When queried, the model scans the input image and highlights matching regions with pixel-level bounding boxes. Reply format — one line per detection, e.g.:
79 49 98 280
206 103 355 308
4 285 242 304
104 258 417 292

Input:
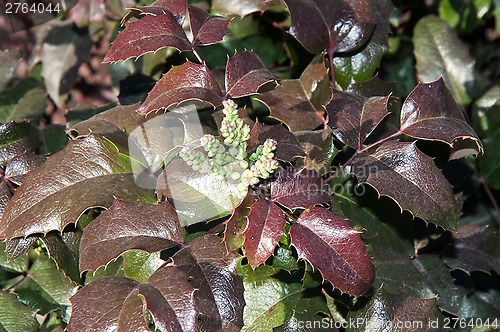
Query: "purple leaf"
189 6 231 46
225 50 278 98
4 152 46 185
271 169 330 209
243 199 286 268
139 61 223 115
104 12 191 63
290 207 375 296
400 78 482 159
247 122 305 161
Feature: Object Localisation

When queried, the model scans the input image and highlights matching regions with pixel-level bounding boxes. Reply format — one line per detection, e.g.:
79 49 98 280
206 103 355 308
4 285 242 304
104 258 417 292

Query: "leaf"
139 61 223 115
0 241 28 273
42 230 82 284
472 85 500 137
0 78 47 123
283 0 385 54
4 153 46 185
294 127 338 174
243 199 285 268
0 122 38 166
326 91 390 150
41 24 92 108
271 169 330 210
79 199 183 272
0 291 39 332
173 234 245 331
225 50 278 98
122 250 165 283
247 122 305 161
67 277 149 332
0 134 155 239
0 49 22 94
257 56 330 131
413 15 476 105
212 0 282 16
347 74 397 98
290 207 375 296
224 194 254 253
479 128 500 189
351 140 460 230
189 6 231 46
150 0 187 23
4 236 37 261
38 124 68 155
400 78 482 159
104 13 191 63
443 224 500 274
67 0 106 26
347 288 445 331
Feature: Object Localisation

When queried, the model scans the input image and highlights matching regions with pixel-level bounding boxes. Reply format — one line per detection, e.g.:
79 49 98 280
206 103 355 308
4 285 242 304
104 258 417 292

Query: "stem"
327 50 335 84
6 273 27 291
358 130 403 153
477 176 500 226
191 47 204 64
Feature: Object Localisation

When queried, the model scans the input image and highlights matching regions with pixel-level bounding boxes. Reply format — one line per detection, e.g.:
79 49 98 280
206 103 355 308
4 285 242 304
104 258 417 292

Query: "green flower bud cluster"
179 99 278 198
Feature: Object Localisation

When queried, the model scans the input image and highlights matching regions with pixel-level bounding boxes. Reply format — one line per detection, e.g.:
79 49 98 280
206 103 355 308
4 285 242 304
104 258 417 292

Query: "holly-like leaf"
0 49 22 94
224 194 254 253
150 0 187 23
351 140 459 230
243 199 285 268
414 15 476 105
173 234 245 331
347 74 397 98
294 127 337 174
122 250 165 283
400 78 482 159
42 230 82 284
4 236 37 261
247 122 305 161
0 122 38 166
0 292 39 332
0 134 155 239
443 224 500 274
0 78 46 123
0 240 29 273
290 207 374 296
212 0 281 17
189 6 231 46
271 169 330 209
139 61 223 115
225 50 278 99
80 199 183 272
257 56 330 131
347 288 445 331
4 153 46 185
326 91 390 150
104 12 191 63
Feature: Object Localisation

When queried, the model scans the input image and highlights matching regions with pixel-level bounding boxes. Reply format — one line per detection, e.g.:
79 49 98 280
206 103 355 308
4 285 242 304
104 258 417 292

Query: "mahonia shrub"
0 0 499 331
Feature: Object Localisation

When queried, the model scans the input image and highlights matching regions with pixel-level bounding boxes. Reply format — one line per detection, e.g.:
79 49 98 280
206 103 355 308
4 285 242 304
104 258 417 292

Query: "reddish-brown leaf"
104 13 191 63
80 199 183 272
4 153 46 185
290 207 375 296
151 0 187 23
326 91 390 150
243 199 286 268
225 50 278 98
247 122 305 161
224 194 254 253
400 78 482 159
271 169 330 209
189 6 231 46
139 61 223 115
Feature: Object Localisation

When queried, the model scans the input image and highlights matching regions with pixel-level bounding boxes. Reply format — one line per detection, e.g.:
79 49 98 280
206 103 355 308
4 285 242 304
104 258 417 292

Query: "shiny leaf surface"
212 0 281 16
247 122 305 161
189 6 231 46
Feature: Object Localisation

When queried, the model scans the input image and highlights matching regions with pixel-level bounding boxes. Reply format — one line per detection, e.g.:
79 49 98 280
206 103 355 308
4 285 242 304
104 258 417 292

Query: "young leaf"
400 78 482 159
326 91 390 150
0 292 39 332
257 56 330 131
173 234 245 331
247 122 305 161
79 199 183 272
243 199 285 268
271 169 330 210
414 15 476 105
139 61 223 115
0 134 155 239
0 122 38 166
212 0 281 17
0 78 46 123
290 207 375 296
224 194 254 253
225 50 278 99
350 140 460 230
104 12 191 63
189 6 231 46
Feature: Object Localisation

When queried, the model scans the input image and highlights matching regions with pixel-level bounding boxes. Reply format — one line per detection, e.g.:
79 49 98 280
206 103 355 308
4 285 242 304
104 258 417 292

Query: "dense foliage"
0 0 499 330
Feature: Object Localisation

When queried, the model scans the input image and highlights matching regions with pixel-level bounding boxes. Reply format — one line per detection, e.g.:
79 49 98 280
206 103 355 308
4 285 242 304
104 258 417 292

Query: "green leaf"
0 122 38 166
472 85 500 136
41 231 82 284
0 134 155 239
0 78 46 123
413 15 476 105
0 49 23 94
38 125 68 155
0 241 28 273
122 250 165 283
479 128 500 189
0 291 39 332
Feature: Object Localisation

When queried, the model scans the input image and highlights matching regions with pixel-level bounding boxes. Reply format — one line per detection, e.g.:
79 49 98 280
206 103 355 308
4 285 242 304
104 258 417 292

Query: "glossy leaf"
0 122 38 166
0 134 155 239
247 122 305 161
212 0 281 16
400 78 482 159
0 292 39 332
0 241 28 273
42 231 82 284
326 91 390 150
122 250 165 283
4 236 37 261
257 56 330 131
290 207 374 295
224 194 254 253
122 0 187 26
0 78 46 123
104 13 191 63
294 127 337 174
271 169 330 209
414 15 476 105
244 199 285 268
139 61 223 115
347 74 397 98
173 234 245 331
225 50 278 98
4 153 46 185
80 199 183 272
0 49 22 94
189 6 231 46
